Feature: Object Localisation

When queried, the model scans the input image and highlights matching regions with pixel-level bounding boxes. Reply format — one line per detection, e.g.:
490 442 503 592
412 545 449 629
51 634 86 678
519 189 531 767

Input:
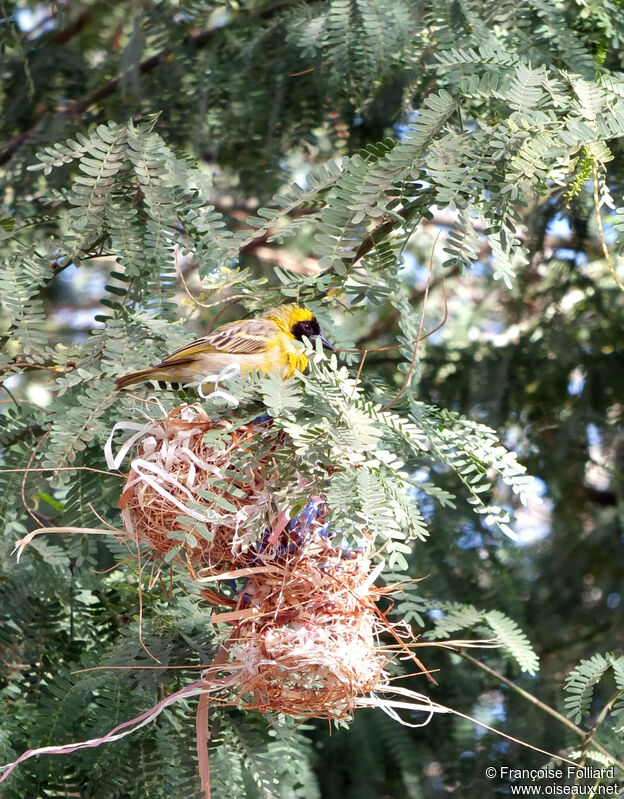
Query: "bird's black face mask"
291 318 334 351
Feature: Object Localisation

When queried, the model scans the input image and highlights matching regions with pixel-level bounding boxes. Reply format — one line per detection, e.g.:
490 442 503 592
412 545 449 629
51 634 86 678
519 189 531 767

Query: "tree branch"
0 0 319 167
52 9 92 46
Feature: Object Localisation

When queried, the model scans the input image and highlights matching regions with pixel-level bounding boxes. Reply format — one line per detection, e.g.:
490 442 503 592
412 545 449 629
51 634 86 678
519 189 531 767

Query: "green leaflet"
565 654 624 724
423 602 539 674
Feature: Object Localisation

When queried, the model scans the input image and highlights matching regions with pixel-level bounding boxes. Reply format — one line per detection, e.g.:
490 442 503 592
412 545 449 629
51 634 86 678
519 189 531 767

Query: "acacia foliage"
1 1 624 796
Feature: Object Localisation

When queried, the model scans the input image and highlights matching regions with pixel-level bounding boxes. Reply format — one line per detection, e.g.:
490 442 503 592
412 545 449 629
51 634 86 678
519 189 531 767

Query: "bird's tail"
115 367 168 389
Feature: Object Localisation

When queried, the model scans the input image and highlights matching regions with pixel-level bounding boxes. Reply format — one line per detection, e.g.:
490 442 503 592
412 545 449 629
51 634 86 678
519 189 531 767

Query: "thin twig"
382 234 439 411
349 350 368 399
337 274 448 355
575 688 624 782
88 502 119 531
71 662 241 674
0 362 67 373
437 702 582 768
173 249 251 311
593 163 624 293
0 396 51 413
454 649 624 773
136 544 162 664
356 263 456 348
20 431 50 524
0 466 124 477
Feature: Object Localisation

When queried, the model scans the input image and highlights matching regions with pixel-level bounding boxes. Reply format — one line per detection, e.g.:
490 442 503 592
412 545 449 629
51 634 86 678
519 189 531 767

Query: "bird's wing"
159 318 278 365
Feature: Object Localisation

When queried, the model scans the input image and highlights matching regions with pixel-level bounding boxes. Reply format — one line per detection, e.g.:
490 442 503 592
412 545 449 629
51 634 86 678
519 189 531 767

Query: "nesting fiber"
234 615 386 718
119 405 282 569
208 534 390 719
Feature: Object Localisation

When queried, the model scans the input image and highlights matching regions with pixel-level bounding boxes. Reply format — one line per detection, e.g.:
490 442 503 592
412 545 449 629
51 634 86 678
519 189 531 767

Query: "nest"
118 405 283 570
109 404 425 722
233 614 386 718
202 531 390 720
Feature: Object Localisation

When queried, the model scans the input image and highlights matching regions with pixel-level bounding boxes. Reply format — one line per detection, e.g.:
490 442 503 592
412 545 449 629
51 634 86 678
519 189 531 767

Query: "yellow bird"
115 304 333 389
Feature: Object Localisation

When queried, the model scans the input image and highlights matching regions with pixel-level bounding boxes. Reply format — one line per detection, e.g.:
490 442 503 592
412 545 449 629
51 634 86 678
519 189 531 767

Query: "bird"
115 304 333 389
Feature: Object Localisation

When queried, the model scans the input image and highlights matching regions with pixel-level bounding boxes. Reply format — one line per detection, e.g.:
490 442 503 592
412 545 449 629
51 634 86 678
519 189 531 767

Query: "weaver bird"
115 304 333 389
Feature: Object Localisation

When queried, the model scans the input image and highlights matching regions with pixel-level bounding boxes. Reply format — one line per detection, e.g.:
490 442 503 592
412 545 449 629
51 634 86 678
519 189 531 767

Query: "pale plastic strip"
104 421 153 470
0 679 230 784
130 458 197 501
198 363 241 405
126 463 219 523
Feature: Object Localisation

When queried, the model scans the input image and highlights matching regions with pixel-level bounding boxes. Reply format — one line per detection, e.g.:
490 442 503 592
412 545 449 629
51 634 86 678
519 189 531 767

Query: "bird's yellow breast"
266 331 308 377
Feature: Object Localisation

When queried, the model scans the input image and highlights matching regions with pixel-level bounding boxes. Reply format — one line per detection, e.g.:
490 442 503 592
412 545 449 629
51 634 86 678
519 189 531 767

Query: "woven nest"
203 531 390 719
233 613 387 718
118 404 284 570
113 404 402 719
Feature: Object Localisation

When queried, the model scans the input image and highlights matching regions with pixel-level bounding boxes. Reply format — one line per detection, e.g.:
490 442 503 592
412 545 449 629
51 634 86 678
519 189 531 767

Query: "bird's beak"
313 334 334 351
